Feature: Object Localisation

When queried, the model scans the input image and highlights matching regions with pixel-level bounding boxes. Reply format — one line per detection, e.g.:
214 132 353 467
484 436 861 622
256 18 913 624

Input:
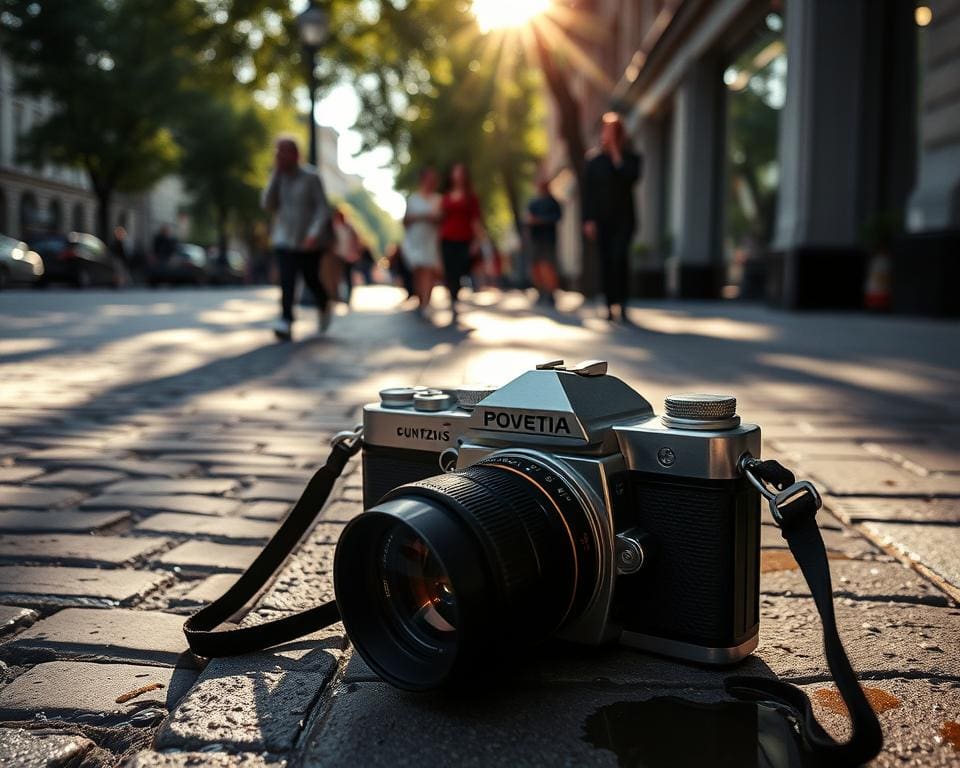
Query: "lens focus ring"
392 472 543 597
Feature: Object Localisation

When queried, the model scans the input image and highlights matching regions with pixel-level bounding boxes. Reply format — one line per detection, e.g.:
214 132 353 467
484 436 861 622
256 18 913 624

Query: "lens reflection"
380 526 457 651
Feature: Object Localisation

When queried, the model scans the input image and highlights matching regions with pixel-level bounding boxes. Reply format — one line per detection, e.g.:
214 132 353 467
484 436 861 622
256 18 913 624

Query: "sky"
316 83 406 219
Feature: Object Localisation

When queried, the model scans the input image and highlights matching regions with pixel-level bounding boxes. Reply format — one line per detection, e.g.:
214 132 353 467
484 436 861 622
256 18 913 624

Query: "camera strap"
182 444 882 766
182 427 363 658
730 457 883 766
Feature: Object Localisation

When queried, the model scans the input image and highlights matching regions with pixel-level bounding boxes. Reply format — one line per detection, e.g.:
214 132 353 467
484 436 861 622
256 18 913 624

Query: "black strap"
727 459 884 767
183 436 359 657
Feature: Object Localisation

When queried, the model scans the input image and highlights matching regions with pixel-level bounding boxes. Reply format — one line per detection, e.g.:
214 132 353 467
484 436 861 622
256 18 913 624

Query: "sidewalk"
0 286 957 766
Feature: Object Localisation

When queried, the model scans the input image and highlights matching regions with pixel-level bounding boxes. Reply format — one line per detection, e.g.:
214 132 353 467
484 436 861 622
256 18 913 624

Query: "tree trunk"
94 188 112 241
216 204 228 267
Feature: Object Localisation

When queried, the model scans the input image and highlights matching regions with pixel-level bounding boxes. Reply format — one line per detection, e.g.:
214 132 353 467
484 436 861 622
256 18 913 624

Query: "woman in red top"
440 163 483 320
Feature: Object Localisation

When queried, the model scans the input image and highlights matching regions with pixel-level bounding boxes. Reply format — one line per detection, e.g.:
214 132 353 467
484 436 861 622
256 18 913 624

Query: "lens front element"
380 527 458 648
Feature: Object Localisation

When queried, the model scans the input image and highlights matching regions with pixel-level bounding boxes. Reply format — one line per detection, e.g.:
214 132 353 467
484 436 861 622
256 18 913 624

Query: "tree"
0 0 202 238
176 94 268 259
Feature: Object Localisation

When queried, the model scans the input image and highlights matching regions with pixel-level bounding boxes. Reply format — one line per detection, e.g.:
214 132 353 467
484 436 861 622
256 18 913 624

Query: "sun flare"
472 0 551 32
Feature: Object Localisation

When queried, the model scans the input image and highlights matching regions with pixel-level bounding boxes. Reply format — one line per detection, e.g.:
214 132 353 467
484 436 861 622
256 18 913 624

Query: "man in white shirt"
261 137 331 340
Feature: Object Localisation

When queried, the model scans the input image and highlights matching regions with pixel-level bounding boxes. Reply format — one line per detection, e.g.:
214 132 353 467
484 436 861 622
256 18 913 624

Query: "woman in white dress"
402 167 442 314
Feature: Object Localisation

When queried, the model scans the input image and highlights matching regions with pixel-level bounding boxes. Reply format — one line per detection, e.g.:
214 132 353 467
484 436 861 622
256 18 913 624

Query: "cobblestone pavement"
0 286 958 767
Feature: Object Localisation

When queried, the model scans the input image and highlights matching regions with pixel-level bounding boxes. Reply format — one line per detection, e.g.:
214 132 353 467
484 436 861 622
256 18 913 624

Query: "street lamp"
297 1 329 169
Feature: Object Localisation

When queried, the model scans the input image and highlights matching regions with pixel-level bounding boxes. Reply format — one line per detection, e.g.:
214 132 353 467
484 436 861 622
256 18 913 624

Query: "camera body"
359 360 761 666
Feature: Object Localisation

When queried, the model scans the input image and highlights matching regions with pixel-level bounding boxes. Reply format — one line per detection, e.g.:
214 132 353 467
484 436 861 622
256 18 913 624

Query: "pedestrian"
327 208 360 306
526 174 563 306
151 224 176 267
402 167 442 316
260 137 332 340
440 163 484 322
109 225 131 287
582 112 642 323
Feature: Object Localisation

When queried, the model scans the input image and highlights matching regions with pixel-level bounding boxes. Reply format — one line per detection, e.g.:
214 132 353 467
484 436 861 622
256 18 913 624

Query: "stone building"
0 51 189 252
545 0 958 313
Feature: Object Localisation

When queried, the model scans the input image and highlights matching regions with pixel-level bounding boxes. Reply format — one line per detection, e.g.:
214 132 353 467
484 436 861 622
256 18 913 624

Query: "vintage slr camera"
334 360 761 691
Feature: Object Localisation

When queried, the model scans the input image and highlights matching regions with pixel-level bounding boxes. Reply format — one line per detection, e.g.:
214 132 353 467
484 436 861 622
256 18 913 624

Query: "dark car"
147 243 210 286
30 232 120 287
0 234 45 288
205 246 247 285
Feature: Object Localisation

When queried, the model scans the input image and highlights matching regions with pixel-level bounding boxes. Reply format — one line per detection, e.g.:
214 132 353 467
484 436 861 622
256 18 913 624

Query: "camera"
334 360 762 691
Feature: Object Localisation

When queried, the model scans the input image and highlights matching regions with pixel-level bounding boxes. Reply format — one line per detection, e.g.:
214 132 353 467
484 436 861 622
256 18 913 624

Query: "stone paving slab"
173 573 239 606
827 496 960 524
0 605 38 636
81 494 240 516
759 596 960 681
0 661 197 723
23 457 199 478
103 478 239 496
801 459 960 497
0 486 85 509
234 482 306 503
154 632 343 754
0 727 95 767
864 441 960 474
155 541 260 573
863 521 960 592
111 439 261 455
125 752 286 768
29 469 128 487
0 566 170 608
761 558 952 606
19 448 125 463
133 513 276 542
238 501 290 521
158 453 298 467
0 510 130 534
0 607 196 668
0 534 168 566
256 531 337 613
0 466 44 484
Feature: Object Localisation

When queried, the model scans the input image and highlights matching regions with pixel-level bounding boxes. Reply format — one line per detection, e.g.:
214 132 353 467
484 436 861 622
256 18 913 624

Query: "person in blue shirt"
526 175 563 306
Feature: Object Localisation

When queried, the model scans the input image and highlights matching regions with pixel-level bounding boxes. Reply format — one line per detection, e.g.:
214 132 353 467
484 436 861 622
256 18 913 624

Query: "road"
0 285 958 766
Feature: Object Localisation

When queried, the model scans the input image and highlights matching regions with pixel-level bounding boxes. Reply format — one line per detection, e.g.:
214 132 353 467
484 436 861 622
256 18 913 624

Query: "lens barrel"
334 454 597 690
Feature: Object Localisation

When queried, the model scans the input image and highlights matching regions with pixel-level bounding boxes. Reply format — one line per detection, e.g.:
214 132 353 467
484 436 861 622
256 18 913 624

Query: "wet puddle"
583 697 813 767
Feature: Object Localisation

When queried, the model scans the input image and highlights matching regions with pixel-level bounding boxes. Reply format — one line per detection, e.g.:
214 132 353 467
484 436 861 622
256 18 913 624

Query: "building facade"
0 51 189 251
546 0 958 314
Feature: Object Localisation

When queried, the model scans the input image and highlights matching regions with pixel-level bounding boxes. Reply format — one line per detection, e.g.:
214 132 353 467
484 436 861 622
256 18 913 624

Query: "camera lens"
334 454 597 690
379 526 458 645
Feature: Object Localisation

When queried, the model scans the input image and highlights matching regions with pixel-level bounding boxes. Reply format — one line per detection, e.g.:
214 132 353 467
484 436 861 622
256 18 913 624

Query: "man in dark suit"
582 112 642 323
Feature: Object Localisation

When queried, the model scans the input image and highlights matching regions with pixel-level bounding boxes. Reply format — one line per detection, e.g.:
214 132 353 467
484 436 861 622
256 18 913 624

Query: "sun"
472 0 551 32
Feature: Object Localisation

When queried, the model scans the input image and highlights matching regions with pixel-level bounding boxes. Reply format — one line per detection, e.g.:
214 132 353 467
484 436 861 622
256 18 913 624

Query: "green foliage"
341 187 403 257
331 0 547 242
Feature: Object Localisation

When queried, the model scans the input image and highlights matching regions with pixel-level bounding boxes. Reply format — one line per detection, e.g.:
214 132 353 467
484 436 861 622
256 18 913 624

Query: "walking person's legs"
275 249 297 339
413 267 433 313
596 228 617 320
441 240 468 318
297 251 331 332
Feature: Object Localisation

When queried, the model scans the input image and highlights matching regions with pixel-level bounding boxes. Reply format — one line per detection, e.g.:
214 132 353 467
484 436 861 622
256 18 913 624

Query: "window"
72 202 85 232
49 198 63 232
19 191 38 237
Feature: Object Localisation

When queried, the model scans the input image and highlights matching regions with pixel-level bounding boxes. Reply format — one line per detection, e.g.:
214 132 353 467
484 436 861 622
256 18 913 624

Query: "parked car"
29 232 120 287
147 243 210 286
205 246 247 285
0 234 44 288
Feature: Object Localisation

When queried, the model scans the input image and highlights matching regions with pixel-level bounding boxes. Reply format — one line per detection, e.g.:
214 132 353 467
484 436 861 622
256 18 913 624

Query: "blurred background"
0 0 956 315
